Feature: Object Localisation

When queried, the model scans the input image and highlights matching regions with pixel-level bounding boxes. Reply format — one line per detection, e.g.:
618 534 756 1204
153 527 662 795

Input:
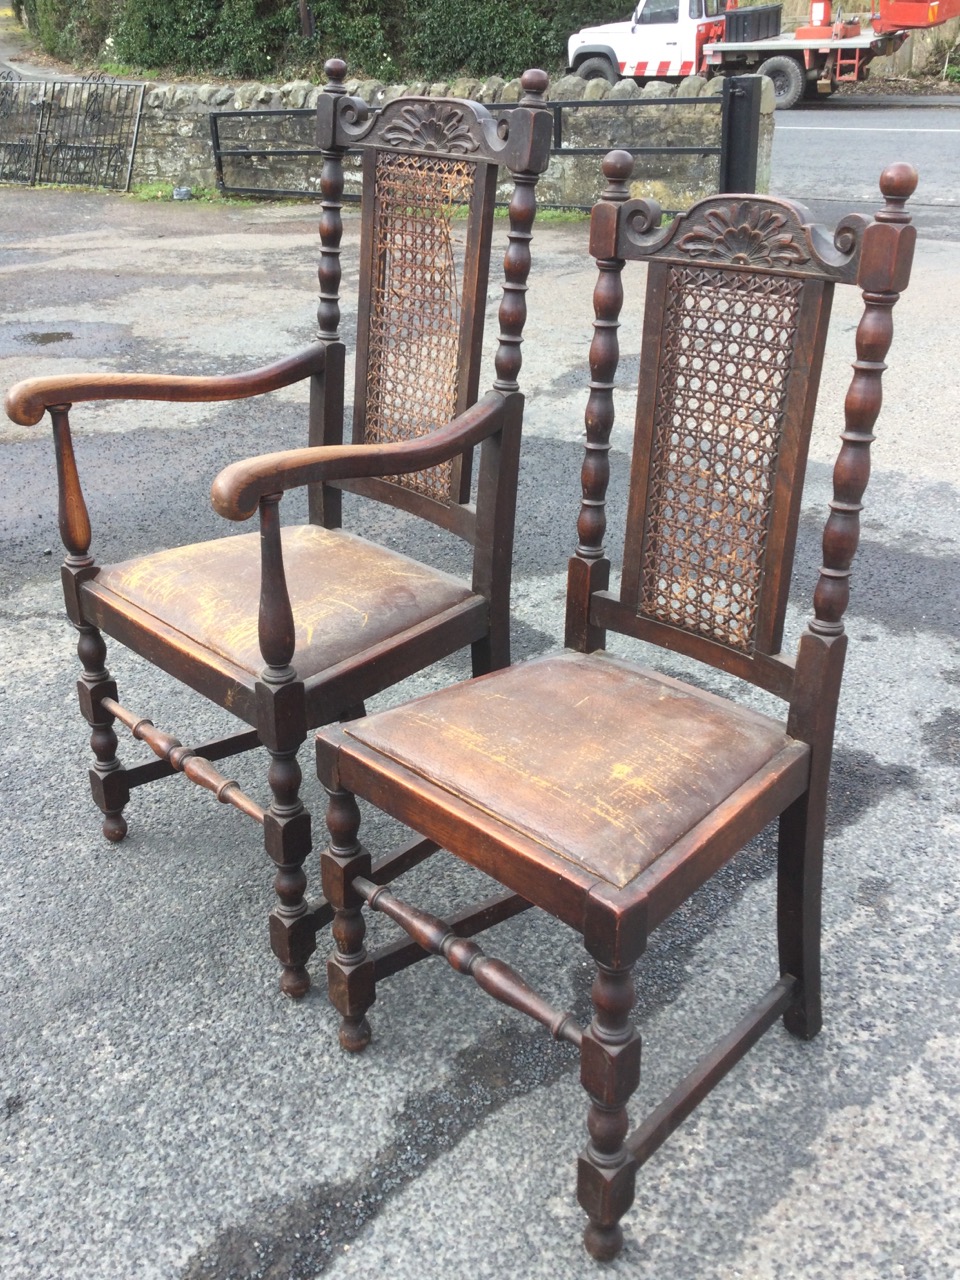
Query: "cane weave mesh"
637 264 804 652
363 150 476 502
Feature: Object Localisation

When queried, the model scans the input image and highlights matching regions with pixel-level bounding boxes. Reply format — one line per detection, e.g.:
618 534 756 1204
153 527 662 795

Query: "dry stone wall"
131 71 775 209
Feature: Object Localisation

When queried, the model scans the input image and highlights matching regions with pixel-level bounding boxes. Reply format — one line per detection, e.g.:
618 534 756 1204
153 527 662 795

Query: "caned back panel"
620 258 834 660
352 147 497 507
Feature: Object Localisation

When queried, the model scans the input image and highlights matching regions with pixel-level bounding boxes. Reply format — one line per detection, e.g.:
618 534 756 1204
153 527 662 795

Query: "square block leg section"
577 1151 637 1262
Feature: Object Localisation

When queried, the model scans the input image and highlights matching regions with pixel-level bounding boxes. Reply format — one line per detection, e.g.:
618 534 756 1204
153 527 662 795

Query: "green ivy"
16 0 115 63
295 0 393 81
406 0 551 81
113 0 299 78
16 0 628 81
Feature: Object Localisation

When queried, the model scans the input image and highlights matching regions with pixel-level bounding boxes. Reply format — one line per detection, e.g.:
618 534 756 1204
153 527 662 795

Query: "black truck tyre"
576 55 619 84
757 54 805 109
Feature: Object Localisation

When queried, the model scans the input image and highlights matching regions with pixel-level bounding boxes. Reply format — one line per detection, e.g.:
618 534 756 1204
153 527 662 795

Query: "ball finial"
520 68 549 100
602 149 634 183
879 162 918 202
324 58 347 88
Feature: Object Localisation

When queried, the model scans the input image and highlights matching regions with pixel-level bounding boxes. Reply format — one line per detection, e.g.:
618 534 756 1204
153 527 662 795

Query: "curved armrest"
4 343 328 427
212 391 507 520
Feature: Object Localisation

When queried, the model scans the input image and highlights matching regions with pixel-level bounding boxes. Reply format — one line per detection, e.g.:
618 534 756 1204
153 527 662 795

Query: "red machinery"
871 0 960 33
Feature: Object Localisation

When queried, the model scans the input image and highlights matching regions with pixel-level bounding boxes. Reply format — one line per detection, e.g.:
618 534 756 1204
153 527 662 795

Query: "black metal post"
718 74 762 194
209 113 226 193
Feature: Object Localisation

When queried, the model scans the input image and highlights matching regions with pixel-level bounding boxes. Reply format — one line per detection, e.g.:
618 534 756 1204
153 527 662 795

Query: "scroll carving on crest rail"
317 89 551 172
363 96 510 162
677 205 812 269
616 195 868 281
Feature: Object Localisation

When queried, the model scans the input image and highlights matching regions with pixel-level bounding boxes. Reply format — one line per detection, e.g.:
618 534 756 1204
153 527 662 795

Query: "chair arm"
4 343 328 427
211 391 507 520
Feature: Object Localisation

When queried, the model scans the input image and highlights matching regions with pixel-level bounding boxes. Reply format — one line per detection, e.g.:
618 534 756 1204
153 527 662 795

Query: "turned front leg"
264 743 314 998
578 961 641 1261
257 491 315 996
75 623 129 842
321 786 374 1052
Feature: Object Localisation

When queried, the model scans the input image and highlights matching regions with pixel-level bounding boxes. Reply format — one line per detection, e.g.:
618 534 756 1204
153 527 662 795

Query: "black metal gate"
0 72 144 190
209 76 764 211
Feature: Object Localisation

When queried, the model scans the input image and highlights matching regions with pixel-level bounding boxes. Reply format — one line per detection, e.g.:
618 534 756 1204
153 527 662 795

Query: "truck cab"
568 0 727 83
568 0 925 108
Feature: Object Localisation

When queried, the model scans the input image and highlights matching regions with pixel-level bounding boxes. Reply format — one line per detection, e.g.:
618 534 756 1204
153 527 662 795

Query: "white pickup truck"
567 0 942 108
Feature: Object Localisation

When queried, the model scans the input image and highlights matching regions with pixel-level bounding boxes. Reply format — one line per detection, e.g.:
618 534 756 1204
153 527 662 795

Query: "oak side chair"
3 61 552 998
312 155 917 1258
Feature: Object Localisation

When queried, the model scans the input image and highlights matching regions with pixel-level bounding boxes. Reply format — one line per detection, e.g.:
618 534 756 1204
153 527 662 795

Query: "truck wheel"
757 55 805 110
576 56 619 85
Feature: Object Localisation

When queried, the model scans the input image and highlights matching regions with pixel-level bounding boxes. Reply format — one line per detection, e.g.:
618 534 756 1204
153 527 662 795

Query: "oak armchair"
3 61 552 997
314 156 917 1256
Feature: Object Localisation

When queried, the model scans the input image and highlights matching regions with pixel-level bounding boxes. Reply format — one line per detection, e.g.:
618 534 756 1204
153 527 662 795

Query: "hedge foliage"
15 0 114 65
15 0 624 80
113 0 299 78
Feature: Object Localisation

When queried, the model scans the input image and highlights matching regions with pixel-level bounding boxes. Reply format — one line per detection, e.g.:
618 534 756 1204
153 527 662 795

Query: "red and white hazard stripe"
628 60 695 76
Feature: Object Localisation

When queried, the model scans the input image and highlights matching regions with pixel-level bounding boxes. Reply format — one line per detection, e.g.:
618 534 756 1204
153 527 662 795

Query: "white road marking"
778 125 960 133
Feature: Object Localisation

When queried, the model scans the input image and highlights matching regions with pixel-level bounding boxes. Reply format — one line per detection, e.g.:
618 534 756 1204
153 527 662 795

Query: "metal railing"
0 71 144 190
209 75 763 208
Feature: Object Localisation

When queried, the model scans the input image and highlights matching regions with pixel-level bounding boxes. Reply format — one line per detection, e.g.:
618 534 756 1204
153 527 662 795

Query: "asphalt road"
771 102 960 240
1 104 959 1280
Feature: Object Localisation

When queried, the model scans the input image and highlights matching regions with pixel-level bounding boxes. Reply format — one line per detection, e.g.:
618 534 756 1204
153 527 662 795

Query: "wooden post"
565 151 632 654
298 1 315 39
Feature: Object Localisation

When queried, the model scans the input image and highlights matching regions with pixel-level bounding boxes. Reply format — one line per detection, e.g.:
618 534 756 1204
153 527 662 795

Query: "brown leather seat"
339 650 807 892
87 525 477 683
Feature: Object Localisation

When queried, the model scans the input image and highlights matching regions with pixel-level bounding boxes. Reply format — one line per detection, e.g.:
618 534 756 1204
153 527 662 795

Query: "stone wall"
131 70 775 209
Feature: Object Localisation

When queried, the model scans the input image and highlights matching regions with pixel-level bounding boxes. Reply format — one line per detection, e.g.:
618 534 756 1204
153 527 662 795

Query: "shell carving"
381 104 479 155
677 205 810 269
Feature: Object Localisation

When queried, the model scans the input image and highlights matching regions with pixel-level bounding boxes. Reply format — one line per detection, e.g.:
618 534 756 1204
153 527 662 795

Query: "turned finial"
492 75 545 393
601 150 634 204
603 149 634 183
877 162 918 221
809 163 917 637
520 68 549 103
324 58 347 94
